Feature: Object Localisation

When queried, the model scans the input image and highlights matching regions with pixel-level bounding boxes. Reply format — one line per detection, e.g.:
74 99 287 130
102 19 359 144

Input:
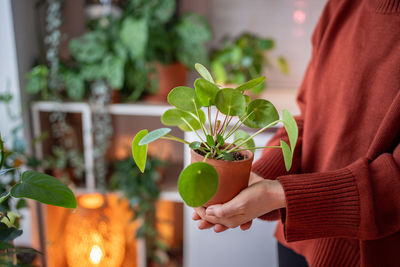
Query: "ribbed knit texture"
253 0 400 266
372 0 400 13
278 168 360 242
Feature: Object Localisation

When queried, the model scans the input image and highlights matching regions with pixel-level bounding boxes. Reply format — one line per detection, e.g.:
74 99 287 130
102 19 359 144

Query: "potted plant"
211 33 289 95
132 63 298 207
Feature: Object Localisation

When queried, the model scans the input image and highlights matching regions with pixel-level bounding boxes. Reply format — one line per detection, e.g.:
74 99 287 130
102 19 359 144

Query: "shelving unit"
31 101 181 202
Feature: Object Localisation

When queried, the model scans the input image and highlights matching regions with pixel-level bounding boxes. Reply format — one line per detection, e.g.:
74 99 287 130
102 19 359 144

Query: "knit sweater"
252 0 400 266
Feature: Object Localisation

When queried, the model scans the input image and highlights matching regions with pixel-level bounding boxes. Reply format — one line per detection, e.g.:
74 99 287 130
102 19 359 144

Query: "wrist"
263 179 286 209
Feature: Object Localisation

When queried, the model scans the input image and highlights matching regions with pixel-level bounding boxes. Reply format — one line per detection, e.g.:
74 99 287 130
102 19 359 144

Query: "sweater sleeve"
251 116 304 221
278 142 400 242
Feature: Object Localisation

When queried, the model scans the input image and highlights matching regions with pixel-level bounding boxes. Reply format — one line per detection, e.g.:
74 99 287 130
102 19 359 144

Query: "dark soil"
194 149 248 161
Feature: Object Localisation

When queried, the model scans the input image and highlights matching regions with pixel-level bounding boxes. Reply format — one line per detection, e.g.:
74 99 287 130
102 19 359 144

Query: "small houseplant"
211 33 289 94
132 63 298 207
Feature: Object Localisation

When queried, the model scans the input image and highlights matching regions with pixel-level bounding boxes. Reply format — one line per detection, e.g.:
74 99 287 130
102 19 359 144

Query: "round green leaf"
132 129 148 173
161 109 205 132
195 63 214 83
194 78 219 107
139 128 171 145
236 77 266 92
10 171 77 209
242 99 279 128
167 86 201 112
178 162 218 207
234 130 255 153
215 88 246 116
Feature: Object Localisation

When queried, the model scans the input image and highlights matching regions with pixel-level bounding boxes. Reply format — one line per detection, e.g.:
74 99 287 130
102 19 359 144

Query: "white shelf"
31 101 181 203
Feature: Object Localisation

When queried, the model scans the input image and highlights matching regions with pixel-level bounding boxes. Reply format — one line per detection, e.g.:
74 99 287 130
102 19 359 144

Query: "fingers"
206 200 243 218
214 224 228 233
198 220 215 230
240 220 252 231
192 211 201 221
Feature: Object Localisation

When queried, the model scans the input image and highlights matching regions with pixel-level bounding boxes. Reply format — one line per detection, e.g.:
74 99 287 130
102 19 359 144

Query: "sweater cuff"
277 167 360 242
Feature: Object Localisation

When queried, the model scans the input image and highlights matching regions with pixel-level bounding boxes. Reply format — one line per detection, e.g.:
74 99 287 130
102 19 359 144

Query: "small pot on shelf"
145 62 187 102
190 147 254 206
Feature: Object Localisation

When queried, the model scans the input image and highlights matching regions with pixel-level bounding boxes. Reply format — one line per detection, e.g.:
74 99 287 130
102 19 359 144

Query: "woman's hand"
193 173 286 233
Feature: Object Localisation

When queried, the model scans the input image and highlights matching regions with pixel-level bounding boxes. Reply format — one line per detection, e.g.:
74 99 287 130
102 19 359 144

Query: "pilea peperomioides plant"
132 63 298 207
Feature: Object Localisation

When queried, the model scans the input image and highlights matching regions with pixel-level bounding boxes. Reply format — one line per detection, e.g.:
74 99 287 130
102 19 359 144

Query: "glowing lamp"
64 193 126 267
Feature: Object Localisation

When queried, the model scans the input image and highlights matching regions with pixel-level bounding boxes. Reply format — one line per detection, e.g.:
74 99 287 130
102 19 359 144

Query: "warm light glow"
89 245 103 265
65 194 127 267
293 10 306 24
79 193 104 209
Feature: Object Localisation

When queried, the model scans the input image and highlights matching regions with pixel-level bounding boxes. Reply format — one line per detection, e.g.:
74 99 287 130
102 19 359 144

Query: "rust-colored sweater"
252 0 400 266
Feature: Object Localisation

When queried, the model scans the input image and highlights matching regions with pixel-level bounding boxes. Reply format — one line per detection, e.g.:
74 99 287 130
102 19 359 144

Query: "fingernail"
206 206 215 216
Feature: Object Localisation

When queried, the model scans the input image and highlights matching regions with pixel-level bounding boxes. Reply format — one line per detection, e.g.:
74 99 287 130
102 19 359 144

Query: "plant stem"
161 135 191 145
193 101 209 137
214 110 219 136
221 116 233 136
231 146 281 152
0 192 10 204
181 117 209 148
225 111 255 139
226 120 281 153
203 152 211 162
219 115 228 135
0 133 5 169
208 107 213 135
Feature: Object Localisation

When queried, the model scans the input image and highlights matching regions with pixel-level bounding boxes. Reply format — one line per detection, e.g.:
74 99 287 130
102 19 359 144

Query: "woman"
193 0 400 266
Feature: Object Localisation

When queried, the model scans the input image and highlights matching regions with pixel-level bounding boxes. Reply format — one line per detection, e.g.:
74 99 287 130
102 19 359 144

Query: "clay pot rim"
190 146 254 167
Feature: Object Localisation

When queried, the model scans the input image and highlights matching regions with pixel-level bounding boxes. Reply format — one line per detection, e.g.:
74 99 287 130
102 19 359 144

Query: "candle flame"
89 245 103 265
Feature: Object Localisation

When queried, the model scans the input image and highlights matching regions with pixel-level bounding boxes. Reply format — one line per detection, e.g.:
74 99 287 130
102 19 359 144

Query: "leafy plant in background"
25 0 212 102
211 33 289 94
132 63 298 207
109 156 167 265
0 133 76 266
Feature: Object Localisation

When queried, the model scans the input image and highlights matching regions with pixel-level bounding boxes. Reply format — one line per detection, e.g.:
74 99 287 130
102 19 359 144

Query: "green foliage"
132 63 298 206
10 171 77 209
132 129 149 173
234 130 255 153
280 140 292 171
242 99 279 128
109 156 165 265
178 162 218 207
195 63 215 83
0 132 76 264
194 78 219 107
69 31 108 64
120 18 148 59
167 86 201 112
211 33 289 94
161 108 205 132
139 128 171 146
26 0 211 102
215 88 246 116
25 65 49 99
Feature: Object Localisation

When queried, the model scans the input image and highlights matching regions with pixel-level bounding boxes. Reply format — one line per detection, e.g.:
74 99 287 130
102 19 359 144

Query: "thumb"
206 201 239 218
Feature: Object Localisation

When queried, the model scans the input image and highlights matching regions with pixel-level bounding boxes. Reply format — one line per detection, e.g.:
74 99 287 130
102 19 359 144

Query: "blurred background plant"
211 32 289 94
25 0 212 102
0 132 77 266
109 155 168 266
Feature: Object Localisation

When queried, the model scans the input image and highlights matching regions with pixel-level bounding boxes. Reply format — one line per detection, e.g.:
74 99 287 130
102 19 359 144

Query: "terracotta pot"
190 148 254 206
145 62 187 102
